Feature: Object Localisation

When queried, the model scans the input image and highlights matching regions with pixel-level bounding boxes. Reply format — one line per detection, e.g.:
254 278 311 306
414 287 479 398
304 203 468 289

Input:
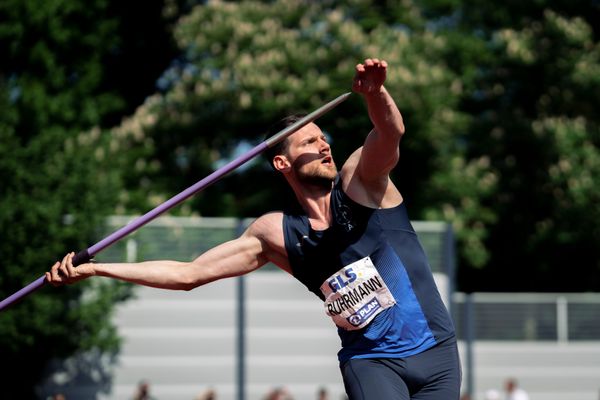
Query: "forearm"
48 232 269 290
92 234 268 290
364 86 405 139
93 260 195 290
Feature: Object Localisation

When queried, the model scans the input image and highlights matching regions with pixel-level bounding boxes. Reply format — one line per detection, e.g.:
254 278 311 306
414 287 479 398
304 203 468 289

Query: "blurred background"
0 0 598 399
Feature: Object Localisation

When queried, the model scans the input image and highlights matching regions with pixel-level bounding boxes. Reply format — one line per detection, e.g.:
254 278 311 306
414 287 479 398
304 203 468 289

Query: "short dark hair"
263 114 306 171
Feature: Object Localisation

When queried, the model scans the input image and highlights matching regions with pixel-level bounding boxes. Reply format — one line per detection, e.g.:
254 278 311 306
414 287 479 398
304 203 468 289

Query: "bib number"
320 256 396 331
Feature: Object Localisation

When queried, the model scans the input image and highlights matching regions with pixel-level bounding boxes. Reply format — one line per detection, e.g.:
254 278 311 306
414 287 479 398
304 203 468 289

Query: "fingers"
355 58 387 71
47 261 61 286
65 252 77 277
353 58 387 94
48 252 77 286
365 58 376 67
58 252 72 280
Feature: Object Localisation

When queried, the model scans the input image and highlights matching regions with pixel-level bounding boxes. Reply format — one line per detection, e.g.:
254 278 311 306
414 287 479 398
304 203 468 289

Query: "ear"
273 154 291 173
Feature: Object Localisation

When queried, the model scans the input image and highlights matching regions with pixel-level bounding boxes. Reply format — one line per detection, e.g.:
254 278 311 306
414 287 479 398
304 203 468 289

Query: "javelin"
0 92 352 312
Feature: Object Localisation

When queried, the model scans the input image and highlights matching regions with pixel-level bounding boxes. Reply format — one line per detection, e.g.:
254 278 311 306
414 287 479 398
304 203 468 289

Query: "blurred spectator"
195 387 217 400
133 380 156 400
50 394 66 400
460 393 472 400
317 387 329 400
505 378 529 400
264 386 293 400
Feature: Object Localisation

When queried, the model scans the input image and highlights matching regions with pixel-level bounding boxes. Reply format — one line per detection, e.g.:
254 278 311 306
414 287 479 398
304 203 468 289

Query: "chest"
285 208 382 297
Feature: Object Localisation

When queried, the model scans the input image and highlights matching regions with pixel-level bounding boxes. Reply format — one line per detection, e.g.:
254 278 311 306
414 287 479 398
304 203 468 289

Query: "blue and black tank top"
283 176 455 362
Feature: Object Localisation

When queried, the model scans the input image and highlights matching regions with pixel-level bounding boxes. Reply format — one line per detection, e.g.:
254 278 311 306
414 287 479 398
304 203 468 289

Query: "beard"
294 163 337 189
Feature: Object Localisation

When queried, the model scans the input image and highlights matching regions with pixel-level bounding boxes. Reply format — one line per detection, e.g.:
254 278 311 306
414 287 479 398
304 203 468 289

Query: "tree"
111 0 496 274
424 0 600 290
0 0 181 396
113 0 600 293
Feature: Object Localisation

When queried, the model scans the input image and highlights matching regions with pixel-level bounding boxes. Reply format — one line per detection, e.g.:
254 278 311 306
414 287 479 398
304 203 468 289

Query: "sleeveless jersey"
283 177 455 362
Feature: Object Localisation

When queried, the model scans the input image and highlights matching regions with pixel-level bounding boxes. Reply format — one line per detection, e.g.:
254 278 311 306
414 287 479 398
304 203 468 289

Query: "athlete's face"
274 123 337 187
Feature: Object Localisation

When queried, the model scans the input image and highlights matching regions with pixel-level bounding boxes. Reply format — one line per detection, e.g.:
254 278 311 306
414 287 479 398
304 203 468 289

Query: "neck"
288 179 334 230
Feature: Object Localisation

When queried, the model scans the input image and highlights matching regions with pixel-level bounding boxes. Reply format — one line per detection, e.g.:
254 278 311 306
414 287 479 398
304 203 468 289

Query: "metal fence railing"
453 292 600 399
453 292 600 342
98 215 599 343
98 216 454 277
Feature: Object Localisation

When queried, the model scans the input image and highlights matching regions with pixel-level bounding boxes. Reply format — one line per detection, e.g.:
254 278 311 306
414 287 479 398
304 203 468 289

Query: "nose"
319 137 330 153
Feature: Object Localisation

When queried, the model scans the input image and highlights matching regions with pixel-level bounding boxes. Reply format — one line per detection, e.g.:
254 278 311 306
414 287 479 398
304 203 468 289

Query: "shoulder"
247 212 284 235
246 211 292 273
245 212 285 253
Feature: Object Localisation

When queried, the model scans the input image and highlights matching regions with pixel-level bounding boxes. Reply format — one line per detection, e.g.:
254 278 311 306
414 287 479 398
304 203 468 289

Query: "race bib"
320 256 396 331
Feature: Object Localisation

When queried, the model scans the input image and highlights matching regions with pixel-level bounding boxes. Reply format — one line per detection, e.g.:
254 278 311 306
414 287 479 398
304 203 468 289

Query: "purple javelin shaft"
90 142 268 256
0 92 352 312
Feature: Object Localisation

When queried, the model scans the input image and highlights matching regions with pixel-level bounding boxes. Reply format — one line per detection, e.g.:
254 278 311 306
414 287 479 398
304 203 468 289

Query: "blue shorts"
340 339 461 400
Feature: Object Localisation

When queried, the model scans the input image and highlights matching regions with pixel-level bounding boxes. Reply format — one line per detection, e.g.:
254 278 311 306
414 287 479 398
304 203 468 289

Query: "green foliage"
0 94 130 398
112 0 488 250
0 0 179 395
112 0 599 293
112 0 497 285
433 3 600 290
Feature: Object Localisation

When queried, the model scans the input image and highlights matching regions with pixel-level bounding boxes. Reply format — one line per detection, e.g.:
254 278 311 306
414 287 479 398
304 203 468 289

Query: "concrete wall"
463 341 600 400
40 271 600 400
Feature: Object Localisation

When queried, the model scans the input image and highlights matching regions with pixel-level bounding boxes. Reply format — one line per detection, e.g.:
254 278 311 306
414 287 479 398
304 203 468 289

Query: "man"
505 378 529 400
48 58 461 399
